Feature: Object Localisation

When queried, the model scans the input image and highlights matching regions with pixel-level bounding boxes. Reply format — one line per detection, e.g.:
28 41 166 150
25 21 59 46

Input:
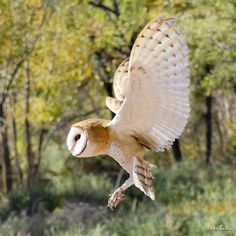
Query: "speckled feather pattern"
112 15 190 152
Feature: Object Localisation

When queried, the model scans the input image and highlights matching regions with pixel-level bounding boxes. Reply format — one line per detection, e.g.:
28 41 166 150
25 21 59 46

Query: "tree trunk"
12 115 23 186
0 103 13 192
25 114 35 189
25 62 35 190
172 139 182 162
205 95 213 164
34 128 46 176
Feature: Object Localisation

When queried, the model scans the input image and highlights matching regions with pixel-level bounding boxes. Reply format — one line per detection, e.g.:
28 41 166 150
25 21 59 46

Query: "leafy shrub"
1 159 235 236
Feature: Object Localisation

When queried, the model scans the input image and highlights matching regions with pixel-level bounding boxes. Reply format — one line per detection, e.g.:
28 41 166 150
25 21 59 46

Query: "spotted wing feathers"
113 58 129 101
105 58 129 113
112 15 190 152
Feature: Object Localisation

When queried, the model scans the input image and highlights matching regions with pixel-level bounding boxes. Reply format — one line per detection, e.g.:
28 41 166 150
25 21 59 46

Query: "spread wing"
113 58 129 101
111 15 190 152
106 58 129 113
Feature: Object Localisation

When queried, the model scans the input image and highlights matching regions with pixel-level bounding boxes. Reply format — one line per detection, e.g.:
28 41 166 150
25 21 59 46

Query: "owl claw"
107 188 125 209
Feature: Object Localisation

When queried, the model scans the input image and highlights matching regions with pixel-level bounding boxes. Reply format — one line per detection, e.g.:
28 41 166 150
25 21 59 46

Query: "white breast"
107 142 132 173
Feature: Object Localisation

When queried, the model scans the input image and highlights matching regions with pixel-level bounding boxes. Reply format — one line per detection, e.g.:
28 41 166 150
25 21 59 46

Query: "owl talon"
107 188 124 209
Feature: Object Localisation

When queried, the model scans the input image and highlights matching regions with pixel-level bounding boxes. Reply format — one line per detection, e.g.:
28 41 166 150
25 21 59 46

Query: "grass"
0 158 235 236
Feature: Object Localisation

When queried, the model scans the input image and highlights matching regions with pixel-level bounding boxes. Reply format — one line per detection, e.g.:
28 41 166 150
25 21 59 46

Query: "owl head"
66 125 89 157
66 118 109 158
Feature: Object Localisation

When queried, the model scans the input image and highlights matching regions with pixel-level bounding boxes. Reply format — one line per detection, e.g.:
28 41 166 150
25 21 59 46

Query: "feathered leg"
107 177 133 209
107 157 156 209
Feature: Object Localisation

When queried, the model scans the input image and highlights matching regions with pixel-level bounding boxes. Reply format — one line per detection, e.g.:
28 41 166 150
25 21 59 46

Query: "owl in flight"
67 15 190 209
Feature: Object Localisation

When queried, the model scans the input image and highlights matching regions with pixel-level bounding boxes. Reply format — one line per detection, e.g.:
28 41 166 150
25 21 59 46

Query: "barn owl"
67 15 190 209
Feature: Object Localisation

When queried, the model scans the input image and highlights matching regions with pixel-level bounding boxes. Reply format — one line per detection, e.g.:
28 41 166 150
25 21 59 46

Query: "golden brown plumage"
72 118 110 156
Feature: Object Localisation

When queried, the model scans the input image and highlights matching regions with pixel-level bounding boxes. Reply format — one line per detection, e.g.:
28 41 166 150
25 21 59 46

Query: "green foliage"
47 172 113 203
53 160 235 236
0 172 113 220
45 224 111 236
1 159 235 235
8 190 30 214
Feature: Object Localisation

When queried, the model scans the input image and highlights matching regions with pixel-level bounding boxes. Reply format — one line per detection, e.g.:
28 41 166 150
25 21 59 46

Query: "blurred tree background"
0 0 235 235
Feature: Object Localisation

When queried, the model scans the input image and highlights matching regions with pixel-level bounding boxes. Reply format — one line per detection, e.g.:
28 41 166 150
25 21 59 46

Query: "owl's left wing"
111 16 190 152
105 58 129 114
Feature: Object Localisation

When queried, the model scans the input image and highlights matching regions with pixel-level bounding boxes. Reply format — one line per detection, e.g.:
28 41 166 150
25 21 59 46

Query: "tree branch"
112 0 120 16
88 0 119 16
1 59 24 105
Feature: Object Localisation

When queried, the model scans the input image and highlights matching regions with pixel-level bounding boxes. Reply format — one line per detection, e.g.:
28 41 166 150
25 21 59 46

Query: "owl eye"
74 134 81 142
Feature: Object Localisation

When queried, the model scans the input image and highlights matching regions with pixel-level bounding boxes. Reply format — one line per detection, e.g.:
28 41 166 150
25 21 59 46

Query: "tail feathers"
132 157 155 200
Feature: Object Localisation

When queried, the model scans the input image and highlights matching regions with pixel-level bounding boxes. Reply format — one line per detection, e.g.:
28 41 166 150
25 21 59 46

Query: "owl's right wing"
111 15 190 152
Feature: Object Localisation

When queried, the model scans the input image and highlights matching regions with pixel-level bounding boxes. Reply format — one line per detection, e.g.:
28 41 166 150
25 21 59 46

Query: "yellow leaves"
29 97 62 125
205 202 226 214
173 199 236 221
225 121 236 135
201 76 212 96
24 0 42 8
28 98 50 123
85 66 92 77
